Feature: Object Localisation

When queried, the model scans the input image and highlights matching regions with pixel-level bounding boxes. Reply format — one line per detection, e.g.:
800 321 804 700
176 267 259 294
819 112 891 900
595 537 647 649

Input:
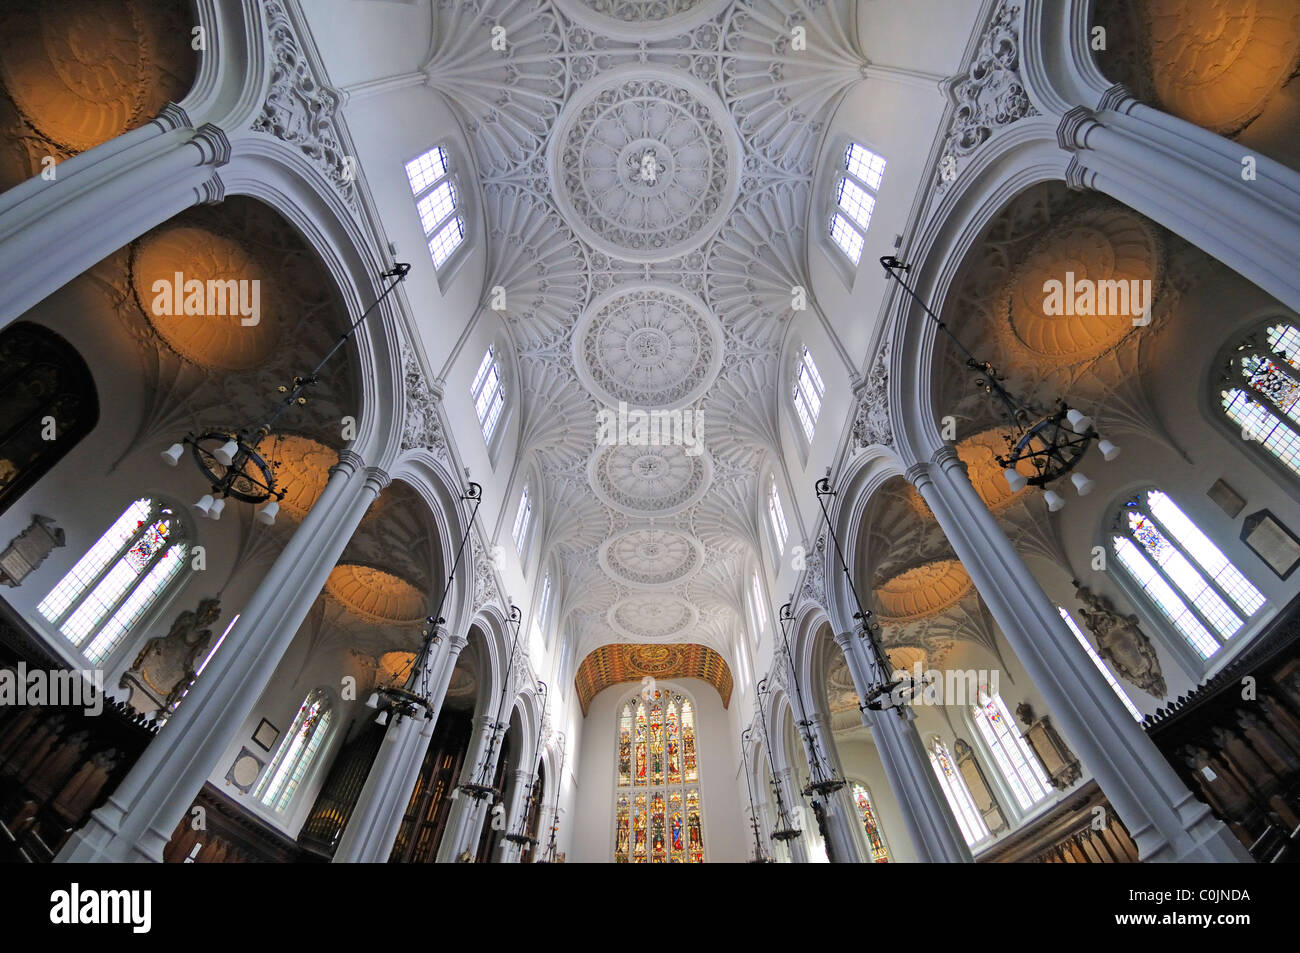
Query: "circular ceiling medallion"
628 643 686 674
588 443 712 516
955 429 1030 514
549 65 741 262
325 564 426 625
876 560 973 622
553 0 730 42
575 284 721 409
599 526 704 588
257 434 336 522
132 225 281 371
609 595 698 639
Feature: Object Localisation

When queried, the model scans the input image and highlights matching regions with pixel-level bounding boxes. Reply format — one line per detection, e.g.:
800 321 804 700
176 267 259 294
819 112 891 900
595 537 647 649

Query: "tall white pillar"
800 711 865 863
56 452 387 862
498 767 536 863
833 631 973 862
912 447 1251 862
436 712 498 862
772 766 809 864
0 107 230 327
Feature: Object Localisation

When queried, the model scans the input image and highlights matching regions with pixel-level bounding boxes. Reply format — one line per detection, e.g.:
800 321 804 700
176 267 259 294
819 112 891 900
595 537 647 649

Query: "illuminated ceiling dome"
259 435 336 523
876 559 974 622
1006 208 1161 362
325 564 426 625
956 428 1031 513
132 225 282 371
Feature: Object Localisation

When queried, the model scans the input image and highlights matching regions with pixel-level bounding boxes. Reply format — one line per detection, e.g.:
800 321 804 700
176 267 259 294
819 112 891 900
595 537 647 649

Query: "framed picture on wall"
253 718 279 752
1241 510 1300 580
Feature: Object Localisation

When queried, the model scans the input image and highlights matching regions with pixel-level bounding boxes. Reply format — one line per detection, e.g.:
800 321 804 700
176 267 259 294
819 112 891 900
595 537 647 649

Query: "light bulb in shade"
207 497 225 520
1071 471 1095 496
193 494 214 517
375 710 389 727
1003 468 1028 492
161 443 184 466
255 500 279 526
365 692 380 710
213 438 240 466
1098 439 1121 461
1065 409 1093 433
1043 489 1066 512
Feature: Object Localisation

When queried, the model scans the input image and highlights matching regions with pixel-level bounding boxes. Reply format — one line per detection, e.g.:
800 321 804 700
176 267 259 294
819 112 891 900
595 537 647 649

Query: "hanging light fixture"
814 475 920 712
505 679 548 852
162 263 412 524
537 733 566 864
879 256 1120 509
366 482 483 726
754 677 802 843
776 602 845 798
459 603 524 801
740 727 774 863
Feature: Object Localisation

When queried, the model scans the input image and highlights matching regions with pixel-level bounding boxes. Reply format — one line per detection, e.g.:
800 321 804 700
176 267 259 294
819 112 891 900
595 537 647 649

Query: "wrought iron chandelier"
740 727 774 863
776 602 845 798
754 676 802 843
366 482 483 726
538 734 566 864
505 678 548 850
459 603 524 802
161 263 412 524
880 256 1120 511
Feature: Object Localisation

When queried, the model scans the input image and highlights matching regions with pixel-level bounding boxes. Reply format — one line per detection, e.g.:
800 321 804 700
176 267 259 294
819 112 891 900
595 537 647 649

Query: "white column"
912 447 1251 862
333 631 469 863
56 452 387 862
801 712 865 863
833 631 972 862
1058 85 1300 313
436 712 497 862
498 767 536 863
771 766 809 864
0 107 230 327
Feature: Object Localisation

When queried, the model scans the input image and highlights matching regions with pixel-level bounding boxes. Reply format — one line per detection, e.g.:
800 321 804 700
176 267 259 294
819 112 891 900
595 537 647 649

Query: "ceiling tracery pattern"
423 1 866 666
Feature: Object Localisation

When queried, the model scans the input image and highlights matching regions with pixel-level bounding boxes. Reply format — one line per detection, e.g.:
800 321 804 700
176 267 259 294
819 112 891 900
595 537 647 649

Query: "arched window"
471 345 506 443
1111 488 1265 661
37 497 188 666
927 736 988 846
254 688 333 813
614 688 704 863
972 687 1052 812
1058 606 1144 720
405 145 466 270
767 477 789 555
1220 322 1300 476
793 345 825 441
512 482 533 553
850 781 890 862
828 142 886 265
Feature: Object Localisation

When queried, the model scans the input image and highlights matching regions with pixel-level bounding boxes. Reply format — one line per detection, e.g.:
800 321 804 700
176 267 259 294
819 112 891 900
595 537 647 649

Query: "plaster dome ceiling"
550 65 741 262
956 429 1031 513
1006 208 1161 362
876 559 974 622
600 527 704 588
553 0 730 41
608 594 699 639
589 442 712 516
324 564 426 625
826 655 861 714
132 225 280 371
375 651 417 688
258 434 336 522
884 644 930 673
575 284 722 409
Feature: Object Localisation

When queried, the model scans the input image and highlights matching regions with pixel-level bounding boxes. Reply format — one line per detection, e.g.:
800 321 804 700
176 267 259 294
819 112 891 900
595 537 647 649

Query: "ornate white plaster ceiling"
608 594 699 639
588 442 713 516
599 526 704 588
574 284 722 408
554 0 732 41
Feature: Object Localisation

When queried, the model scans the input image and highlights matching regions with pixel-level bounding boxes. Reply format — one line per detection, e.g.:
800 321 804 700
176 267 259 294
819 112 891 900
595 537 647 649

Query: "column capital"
903 460 932 489
1096 82 1139 115
363 466 392 494
930 445 964 474
190 123 232 166
197 172 226 206
1064 154 1096 193
446 632 470 654
1056 105 1100 152
333 448 366 476
153 102 193 133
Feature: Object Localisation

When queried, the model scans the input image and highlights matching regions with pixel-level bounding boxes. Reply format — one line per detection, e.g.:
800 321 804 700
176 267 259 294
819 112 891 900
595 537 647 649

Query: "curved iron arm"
740 727 773 862
754 677 801 841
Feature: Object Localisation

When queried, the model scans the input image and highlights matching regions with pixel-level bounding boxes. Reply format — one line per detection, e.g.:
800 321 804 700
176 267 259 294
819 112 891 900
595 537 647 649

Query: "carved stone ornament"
799 533 828 609
954 737 1008 836
401 347 448 457
1014 702 1082 791
0 515 64 587
852 341 893 450
119 597 221 716
253 0 358 210
1073 583 1166 697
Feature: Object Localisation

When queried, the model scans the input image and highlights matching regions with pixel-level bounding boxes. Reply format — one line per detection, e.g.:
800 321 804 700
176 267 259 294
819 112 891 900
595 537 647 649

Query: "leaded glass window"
1112 489 1265 661
793 345 825 441
767 477 789 555
972 687 1052 812
472 346 506 443
254 688 333 813
928 736 989 847
613 689 704 863
851 781 890 862
405 146 466 270
38 498 188 666
512 483 532 553
829 142 886 265
1221 322 1300 476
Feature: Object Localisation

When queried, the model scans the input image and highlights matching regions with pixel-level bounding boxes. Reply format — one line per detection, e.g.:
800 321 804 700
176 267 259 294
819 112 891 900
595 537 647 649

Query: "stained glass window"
405 145 466 271
614 689 705 862
254 688 333 813
793 345 826 441
38 498 189 666
1222 323 1300 477
829 143 886 265
1112 489 1265 660
851 782 891 862
928 736 989 847
972 688 1052 812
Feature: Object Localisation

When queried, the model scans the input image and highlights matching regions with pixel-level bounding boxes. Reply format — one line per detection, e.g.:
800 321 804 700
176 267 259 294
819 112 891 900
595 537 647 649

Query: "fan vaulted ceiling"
421 0 868 662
